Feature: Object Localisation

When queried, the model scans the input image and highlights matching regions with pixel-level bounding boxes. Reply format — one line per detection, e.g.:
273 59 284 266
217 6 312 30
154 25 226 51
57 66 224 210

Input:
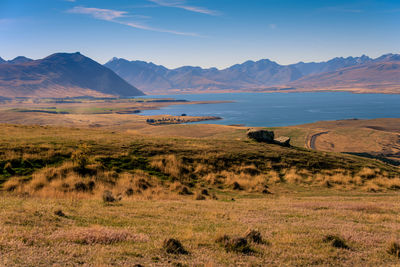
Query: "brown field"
2 190 400 266
271 118 400 164
1 99 400 266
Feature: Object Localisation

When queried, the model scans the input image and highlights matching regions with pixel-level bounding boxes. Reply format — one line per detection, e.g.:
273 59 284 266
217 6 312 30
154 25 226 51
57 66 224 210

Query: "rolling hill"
105 54 400 94
0 52 144 98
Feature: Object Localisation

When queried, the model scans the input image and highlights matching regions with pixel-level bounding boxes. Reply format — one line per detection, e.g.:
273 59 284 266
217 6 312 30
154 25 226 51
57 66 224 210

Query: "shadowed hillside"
0 52 144 98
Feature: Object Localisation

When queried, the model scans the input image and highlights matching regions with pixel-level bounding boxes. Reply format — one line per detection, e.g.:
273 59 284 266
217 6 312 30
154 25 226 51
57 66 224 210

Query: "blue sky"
0 0 399 69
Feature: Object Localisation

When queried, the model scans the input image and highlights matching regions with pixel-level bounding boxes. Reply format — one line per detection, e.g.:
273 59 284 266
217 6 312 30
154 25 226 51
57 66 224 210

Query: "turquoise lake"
138 92 400 127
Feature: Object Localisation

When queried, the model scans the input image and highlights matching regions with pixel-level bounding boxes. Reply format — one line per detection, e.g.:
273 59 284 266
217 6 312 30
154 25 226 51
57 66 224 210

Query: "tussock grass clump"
284 168 303 184
4 161 13 174
74 181 95 192
323 235 349 249
125 188 134 196
150 154 186 180
211 193 218 200
201 189 209 195
170 182 193 196
113 171 155 196
232 181 243 190
162 238 188 254
240 165 261 176
387 242 400 258
135 178 151 191
201 169 274 193
102 190 116 203
54 209 66 217
245 229 264 244
194 193 206 200
216 235 253 254
358 167 378 179
3 178 20 192
260 184 272 194
178 186 193 195
4 161 161 198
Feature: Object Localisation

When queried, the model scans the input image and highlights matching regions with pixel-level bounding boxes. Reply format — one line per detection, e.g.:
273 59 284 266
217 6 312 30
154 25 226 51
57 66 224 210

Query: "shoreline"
142 90 400 96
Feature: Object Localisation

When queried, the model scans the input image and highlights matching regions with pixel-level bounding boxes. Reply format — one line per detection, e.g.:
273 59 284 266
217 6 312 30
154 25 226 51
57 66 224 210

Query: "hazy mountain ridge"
105 53 400 93
0 52 144 98
0 56 34 64
288 60 400 92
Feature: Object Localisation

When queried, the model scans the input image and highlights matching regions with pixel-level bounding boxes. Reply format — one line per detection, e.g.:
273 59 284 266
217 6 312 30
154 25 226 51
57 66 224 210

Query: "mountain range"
0 53 144 98
286 56 400 93
1 52 400 98
105 53 400 94
0 56 34 64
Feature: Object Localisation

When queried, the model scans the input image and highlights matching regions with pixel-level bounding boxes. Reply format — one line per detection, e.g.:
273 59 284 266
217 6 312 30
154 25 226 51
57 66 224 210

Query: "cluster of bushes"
146 117 187 125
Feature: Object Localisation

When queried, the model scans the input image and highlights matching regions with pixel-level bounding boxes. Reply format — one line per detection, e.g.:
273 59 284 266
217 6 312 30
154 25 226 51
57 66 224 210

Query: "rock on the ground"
274 136 291 147
246 129 274 143
247 129 291 147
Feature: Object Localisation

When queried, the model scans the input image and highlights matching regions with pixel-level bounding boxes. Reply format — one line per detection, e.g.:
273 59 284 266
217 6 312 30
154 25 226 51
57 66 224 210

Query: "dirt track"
308 131 329 150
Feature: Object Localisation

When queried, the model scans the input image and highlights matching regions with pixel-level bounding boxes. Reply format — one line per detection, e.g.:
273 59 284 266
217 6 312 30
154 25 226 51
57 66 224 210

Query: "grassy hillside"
272 118 400 164
1 102 400 266
1 124 399 196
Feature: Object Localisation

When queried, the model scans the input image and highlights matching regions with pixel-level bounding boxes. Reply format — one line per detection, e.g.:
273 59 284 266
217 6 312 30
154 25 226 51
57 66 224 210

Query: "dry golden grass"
274 118 400 163
2 122 399 200
0 118 399 265
51 226 149 245
1 190 400 266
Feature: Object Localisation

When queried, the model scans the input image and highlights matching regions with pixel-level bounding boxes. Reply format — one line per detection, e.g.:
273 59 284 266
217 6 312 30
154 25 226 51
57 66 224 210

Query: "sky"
0 0 399 69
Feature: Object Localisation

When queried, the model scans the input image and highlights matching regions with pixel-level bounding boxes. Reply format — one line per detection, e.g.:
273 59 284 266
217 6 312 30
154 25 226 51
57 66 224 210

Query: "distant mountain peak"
107 57 120 63
44 52 84 60
8 56 33 64
375 53 400 62
104 52 400 94
0 52 144 98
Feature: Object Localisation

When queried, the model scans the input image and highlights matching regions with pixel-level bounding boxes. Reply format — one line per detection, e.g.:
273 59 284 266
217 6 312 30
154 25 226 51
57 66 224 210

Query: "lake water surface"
138 92 400 127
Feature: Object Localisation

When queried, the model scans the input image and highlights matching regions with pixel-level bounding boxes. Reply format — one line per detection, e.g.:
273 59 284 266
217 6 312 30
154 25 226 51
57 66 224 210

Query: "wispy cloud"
68 6 128 20
269 24 277 30
116 21 199 36
148 0 219 15
67 6 198 36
